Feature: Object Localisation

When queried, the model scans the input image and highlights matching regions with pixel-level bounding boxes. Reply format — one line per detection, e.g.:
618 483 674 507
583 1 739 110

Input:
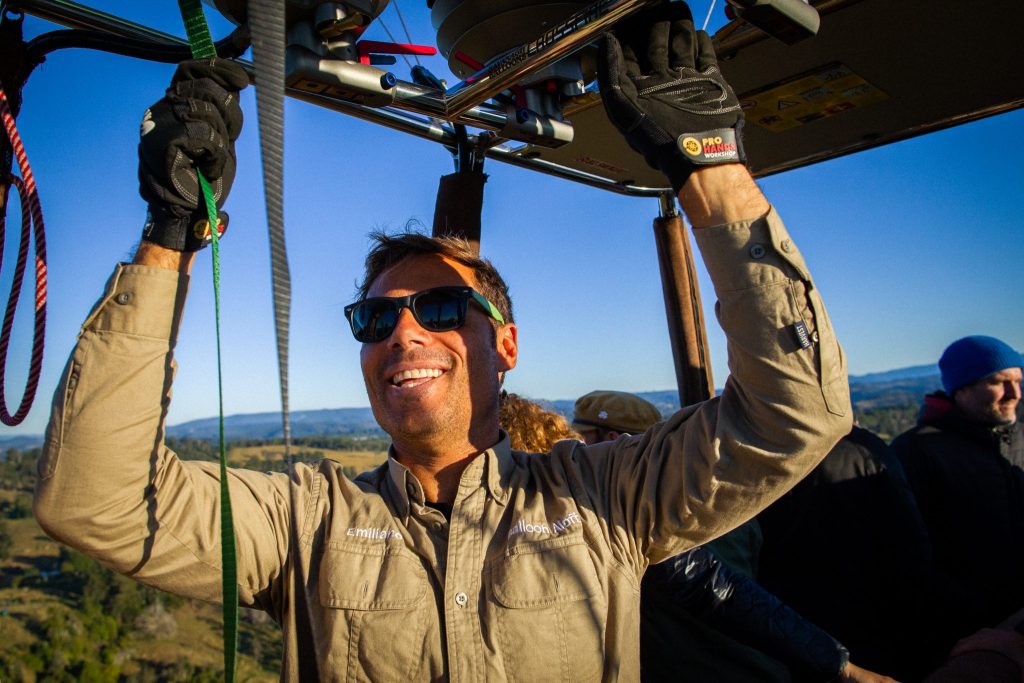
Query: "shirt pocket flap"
319 541 427 611
491 535 600 609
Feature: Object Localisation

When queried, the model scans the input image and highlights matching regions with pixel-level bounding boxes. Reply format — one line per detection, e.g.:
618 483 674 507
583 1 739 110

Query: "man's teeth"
391 368 444 385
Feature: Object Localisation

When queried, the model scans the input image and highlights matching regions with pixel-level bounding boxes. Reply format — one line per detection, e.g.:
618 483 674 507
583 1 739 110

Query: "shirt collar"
384 432 517 519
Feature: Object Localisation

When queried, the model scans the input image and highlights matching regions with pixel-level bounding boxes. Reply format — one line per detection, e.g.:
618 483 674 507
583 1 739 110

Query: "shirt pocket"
318 540 432 682
488 535 606 682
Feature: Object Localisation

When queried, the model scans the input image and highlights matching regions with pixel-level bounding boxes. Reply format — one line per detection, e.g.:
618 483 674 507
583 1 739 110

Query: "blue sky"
1 1 1021 436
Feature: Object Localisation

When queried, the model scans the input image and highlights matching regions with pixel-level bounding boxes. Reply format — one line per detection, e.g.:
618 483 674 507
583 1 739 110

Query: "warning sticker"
739 63 888 133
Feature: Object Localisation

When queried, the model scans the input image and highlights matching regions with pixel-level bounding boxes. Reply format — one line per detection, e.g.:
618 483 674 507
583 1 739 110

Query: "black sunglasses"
344 286 506 343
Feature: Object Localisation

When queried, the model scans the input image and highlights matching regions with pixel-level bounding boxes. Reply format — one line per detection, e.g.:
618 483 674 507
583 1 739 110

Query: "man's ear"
496 323 518 372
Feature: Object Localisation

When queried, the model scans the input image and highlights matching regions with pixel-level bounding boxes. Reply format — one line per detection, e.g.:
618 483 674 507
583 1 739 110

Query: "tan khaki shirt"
35 208 850 681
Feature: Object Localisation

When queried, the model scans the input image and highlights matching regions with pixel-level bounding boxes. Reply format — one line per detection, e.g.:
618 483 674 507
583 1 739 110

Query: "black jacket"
892 395 1024 632
758 427 943 680
641 545 848 682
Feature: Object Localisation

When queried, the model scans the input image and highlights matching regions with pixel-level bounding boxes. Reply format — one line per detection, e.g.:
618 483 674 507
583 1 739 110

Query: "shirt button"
115 292 132 305
431 522 444 532
454 592 468 607
780 239 792 252
749 244 766 259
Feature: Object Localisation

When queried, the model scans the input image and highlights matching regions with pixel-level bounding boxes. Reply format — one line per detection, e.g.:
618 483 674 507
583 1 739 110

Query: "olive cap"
572 390 662 435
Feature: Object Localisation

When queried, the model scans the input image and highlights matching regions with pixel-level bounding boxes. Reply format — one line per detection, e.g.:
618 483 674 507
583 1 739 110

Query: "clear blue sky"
1 1 1021 436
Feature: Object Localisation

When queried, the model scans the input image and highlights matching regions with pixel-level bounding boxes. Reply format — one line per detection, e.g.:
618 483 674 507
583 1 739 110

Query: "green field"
0 440 392 680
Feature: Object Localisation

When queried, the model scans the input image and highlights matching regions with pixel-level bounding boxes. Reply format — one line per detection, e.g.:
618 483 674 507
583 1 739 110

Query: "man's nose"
388 306 429 347
1005 379 1022 401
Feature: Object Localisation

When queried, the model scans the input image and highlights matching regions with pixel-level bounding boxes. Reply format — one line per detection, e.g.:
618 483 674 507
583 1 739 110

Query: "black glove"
598 1 745 193
139 58 248 251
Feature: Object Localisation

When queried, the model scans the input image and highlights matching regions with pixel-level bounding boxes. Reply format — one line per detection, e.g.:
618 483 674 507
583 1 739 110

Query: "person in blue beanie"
892 335 1023 661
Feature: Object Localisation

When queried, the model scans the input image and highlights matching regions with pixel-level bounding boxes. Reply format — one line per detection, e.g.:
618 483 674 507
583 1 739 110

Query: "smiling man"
34 3 851 680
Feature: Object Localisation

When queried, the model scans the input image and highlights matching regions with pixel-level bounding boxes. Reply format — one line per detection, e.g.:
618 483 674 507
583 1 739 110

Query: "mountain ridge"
0 364 947 447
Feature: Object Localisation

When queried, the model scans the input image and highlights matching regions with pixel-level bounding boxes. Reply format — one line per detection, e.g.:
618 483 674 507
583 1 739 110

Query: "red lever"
358 40 437 66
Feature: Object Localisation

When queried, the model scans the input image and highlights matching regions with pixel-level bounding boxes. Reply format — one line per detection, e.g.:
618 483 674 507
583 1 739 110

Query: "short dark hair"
356 231 514 324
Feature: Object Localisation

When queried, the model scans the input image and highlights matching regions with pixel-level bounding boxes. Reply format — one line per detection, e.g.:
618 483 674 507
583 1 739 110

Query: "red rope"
0 85 47 427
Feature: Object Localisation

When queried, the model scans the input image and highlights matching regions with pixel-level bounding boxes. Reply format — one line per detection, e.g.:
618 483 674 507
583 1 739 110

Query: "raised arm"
567 1 851 562
33 59 295 605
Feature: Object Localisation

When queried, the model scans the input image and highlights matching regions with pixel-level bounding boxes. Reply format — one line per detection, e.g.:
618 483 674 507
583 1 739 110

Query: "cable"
391 0 421 67
25 25 251 66
375 17 415 72
702 0 719 31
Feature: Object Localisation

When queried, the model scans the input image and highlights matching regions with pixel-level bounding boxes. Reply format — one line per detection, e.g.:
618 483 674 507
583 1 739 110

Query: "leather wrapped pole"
653 198 713 406
432 169 486 255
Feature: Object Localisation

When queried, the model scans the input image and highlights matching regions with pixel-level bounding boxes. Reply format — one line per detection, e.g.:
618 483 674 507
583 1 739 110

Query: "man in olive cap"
893 335 1023 639
571 390 664 445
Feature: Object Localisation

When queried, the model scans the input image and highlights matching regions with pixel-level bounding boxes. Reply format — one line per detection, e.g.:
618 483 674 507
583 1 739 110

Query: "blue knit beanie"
939 335 1022 394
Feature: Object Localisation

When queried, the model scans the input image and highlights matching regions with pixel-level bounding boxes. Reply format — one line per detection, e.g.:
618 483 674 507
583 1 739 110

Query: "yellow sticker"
740 63 889 133
682 137 702 156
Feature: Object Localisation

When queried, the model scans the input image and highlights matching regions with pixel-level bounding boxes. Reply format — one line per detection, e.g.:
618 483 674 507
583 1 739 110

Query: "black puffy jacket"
641 544 849 682
893 394 1024 634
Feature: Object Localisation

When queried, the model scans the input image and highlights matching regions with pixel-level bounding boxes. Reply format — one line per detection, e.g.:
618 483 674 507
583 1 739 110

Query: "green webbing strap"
175 1 239 680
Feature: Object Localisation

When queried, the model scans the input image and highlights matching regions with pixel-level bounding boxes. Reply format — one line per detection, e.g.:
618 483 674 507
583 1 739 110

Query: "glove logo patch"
676 130 741 164
681 137 702 156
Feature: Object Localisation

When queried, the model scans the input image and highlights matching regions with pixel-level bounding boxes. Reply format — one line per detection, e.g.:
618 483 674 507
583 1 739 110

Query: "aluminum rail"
10 0 667 197
294 86 667 196
444 0 658 118
7 0 186 44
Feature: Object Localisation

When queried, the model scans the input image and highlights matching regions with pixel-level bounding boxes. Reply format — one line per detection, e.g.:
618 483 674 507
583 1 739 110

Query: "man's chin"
990 411 1019 427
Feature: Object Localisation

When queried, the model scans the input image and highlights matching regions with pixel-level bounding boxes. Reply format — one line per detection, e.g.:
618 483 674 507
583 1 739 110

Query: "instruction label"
739 63 888 133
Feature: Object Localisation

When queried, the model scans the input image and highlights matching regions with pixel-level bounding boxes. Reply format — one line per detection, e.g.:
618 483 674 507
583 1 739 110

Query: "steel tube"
9 0 187 44
444 0 656 117
12 0 667 196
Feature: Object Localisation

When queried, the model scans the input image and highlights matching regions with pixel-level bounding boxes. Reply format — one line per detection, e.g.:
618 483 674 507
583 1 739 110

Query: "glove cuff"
658 126 748 194
142 205 228 252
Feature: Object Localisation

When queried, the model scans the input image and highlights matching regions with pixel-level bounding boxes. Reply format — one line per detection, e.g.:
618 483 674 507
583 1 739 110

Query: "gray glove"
598 1 745 193
138 58 248 251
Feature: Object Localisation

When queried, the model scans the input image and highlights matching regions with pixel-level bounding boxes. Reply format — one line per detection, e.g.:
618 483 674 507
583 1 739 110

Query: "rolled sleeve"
34 263 295 605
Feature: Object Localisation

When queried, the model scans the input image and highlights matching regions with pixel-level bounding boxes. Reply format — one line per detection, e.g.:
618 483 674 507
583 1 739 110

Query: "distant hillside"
0 435 46 452
0 364 956 445
849 371 941 409
167 407 382 441
849 363 938 384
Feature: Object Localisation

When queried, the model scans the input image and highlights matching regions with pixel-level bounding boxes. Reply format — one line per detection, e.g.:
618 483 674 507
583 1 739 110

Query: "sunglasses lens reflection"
415 290 464 331
350 288 470 342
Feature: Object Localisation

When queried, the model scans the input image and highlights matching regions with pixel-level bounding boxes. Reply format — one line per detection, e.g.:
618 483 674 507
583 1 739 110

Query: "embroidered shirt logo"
347 526 401 541
508 511 582 538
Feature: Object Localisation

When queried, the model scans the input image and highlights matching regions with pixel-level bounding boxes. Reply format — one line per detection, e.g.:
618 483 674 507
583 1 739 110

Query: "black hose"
24 24 250 77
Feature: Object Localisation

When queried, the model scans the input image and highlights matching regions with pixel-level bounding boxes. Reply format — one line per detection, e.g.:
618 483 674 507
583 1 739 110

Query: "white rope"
701 0 718 31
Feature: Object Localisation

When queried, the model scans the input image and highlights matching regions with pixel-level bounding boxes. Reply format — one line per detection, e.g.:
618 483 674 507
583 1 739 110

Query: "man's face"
576 427 615 445
359 254 517 452
953 367 1022 426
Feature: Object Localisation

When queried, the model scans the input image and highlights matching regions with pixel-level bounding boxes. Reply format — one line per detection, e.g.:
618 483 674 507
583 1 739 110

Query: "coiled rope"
0 85 46 427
